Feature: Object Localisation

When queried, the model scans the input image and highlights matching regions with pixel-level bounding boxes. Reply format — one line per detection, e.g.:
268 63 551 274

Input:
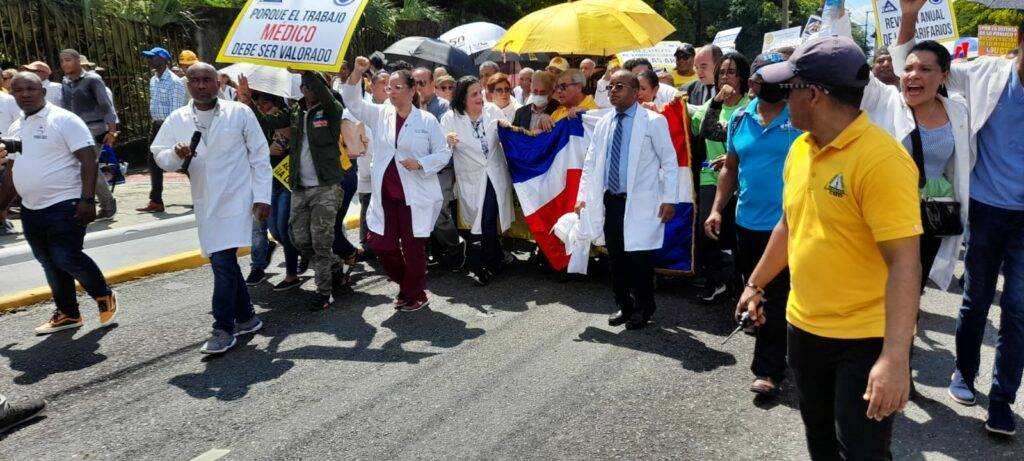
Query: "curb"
0 215 360 313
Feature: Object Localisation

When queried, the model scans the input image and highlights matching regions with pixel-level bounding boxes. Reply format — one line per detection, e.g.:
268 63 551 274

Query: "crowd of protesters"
2 0 1023 456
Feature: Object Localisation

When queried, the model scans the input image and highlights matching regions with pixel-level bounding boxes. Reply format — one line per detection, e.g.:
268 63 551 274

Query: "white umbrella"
964 0 1024 8
218 63 302 100
439 22 508 56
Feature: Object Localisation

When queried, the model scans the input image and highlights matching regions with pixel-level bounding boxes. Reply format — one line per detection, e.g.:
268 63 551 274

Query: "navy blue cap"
142 47 172 61
759 35 870 88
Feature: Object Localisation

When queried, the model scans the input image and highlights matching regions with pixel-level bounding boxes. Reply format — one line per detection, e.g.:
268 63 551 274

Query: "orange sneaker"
96 291 118 327
34 311 83 335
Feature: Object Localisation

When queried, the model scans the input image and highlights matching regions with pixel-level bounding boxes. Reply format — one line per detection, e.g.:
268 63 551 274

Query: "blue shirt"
972 68 1024 210
727 99 803 231
149 69 187 121
423 94 450 122
605 102 637 194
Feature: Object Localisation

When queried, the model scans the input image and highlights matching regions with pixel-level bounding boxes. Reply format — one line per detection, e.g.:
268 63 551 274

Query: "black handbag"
909 111 963 237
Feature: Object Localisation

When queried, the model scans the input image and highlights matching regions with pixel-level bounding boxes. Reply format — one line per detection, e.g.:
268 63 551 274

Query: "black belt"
605 191 627 199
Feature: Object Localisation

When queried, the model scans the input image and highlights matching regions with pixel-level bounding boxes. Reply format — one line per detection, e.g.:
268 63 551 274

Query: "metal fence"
0 0 195 146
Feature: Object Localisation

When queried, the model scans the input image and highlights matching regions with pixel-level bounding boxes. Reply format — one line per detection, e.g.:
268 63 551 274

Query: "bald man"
4 71 118 335
513 67 534 105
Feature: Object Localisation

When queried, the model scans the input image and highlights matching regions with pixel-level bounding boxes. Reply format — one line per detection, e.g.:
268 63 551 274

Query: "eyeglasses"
492 87 511 94
605 83 634 92
556 82 581 91
414 80 428 87
385 84 409 92
718 68 738 76
778 82 831 94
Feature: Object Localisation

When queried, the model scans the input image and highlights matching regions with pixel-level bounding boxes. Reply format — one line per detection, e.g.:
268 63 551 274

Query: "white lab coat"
861 75 972 290
440 103 515 235
152 100 272 256
577 105 679 251
0 91 18 135
340 83 452 238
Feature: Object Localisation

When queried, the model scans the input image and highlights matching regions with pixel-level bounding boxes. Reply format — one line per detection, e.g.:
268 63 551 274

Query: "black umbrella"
472 50 551 66
383 36 476 77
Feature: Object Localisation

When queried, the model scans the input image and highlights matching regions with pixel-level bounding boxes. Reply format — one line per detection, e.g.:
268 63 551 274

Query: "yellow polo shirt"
783 112 922 339
672 71 698 88
551 95 598 123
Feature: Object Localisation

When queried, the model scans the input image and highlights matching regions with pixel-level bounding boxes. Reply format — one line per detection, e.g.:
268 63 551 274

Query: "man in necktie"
576 70 679 330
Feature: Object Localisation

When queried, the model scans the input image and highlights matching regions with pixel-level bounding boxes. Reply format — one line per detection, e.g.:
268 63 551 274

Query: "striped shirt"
149 69 187 121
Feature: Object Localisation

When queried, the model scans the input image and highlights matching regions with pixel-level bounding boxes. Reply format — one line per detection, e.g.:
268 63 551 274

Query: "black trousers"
467 179 502 274
788 325 893 461
920 232 943 290
697 184 736 284
603 193 657 319
148 120 164 204
736 225 789 383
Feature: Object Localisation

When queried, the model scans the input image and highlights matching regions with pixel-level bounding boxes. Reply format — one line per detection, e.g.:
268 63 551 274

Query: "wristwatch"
80 197 96 204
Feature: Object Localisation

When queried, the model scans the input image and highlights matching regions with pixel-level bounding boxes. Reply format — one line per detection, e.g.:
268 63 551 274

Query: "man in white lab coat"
576 70 679 330
152 63 272 355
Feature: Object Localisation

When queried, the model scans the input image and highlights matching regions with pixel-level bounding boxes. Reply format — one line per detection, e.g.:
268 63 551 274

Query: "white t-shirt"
0 91 19 135
298 111 319 187
44 81 63 108
9 103 96 210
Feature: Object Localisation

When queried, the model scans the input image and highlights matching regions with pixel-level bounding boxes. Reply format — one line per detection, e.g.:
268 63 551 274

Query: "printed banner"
872 0 958 48
802 15 823 40
617 41 686 71
763 26 804 52
216 0 370 72
978 25 1019 57
713 27 743 49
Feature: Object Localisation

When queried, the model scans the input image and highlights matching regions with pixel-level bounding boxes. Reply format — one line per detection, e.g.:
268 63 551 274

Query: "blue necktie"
608 112 627 192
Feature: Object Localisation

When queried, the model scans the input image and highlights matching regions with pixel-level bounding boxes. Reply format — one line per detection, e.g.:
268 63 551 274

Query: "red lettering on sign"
260 23 317 43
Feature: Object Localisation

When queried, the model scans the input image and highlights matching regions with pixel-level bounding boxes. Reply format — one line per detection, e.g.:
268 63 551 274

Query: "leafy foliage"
954 2 1024 37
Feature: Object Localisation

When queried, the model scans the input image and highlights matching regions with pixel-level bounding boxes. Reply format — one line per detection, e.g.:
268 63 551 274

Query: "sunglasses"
605 83 635 92
385 84 409 92
414 80 428 87
439 85 454 91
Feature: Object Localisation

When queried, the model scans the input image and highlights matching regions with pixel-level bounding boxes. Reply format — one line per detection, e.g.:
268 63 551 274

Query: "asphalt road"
0 250 1021 460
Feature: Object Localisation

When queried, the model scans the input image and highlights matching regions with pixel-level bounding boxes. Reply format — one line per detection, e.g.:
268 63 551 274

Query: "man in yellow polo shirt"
740 36 922 459
551 69 598 122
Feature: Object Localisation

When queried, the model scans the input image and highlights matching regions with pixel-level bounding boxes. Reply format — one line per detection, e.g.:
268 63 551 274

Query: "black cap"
759 35 870 88
674 43 696 60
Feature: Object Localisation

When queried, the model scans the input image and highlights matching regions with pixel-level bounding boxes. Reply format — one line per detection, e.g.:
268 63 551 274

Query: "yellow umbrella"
493 0 676 56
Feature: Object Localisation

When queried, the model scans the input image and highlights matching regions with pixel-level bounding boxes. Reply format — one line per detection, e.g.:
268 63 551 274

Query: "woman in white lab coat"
484 73 520 121
441 77 515 286
340 56 452 312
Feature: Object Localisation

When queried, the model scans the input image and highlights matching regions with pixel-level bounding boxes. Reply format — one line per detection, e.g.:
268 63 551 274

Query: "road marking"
190 449 231 461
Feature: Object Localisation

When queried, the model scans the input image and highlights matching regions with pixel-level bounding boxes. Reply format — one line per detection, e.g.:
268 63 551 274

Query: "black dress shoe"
625 315 651 330
608 311 631 326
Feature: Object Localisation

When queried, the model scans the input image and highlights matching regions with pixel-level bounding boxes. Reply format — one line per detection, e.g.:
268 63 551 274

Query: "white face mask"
526 93 549 108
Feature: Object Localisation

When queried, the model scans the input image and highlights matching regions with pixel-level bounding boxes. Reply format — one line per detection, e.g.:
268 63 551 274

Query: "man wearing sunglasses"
740 36 922 459
412 67 449 122
551 69 597 121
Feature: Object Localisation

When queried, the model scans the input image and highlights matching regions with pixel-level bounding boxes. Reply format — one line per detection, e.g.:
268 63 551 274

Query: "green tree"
954 1 1024 37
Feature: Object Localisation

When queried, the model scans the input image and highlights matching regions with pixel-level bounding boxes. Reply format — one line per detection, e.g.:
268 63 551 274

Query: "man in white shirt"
152 63 272 354
2 72 118 335
0 91 17 135
513 67 533 106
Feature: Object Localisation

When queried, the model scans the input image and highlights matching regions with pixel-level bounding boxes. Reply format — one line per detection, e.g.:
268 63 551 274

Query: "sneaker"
986 400 1017 436
96 291 118 327
0 220 17 236
272 278 302 292
697 283 727 303
472 269 492 287
393 296 407 309
200 329 237 354
34 312 83 335
0 398 46 434
245 269 268 286
400 298 430 312
310 292 334 311
948 370 977 406
233 316 263 337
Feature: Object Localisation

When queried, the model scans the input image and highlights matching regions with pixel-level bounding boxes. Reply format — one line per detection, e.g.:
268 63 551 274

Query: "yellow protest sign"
979 25 1019 57
273 156 291 190
217 0 370 72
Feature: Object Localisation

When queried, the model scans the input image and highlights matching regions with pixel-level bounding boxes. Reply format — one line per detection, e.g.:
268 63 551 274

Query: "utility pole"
781 0 790 28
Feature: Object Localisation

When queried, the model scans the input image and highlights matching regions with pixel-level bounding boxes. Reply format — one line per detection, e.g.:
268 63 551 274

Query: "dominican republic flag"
498 102 695 274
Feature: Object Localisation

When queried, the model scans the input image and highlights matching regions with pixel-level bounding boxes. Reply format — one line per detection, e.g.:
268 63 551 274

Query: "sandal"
750 377 780 396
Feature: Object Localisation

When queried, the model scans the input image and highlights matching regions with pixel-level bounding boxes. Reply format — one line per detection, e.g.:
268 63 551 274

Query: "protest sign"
802 15 822 40
617 41 685 70
872 0 958 48
978 25 1019 57
217 0 369 72
713 27 743 49
763 26 803 52
950 37 978 60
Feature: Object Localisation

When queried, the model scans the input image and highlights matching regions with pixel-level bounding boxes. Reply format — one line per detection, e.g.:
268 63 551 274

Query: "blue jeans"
250 218 271 271
332 168 359 259
209 248 255 333
957 199 1024 404
21 199 111 318
268 183 299 275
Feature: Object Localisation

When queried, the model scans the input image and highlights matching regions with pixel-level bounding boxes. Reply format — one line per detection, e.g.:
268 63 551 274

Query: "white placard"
216 0 369 71
763 26 804 52
617 41 685 69
713 27 743 49
872 0 958 48
802 15 823 40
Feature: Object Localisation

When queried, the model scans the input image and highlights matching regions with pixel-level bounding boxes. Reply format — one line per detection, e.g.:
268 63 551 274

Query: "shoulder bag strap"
909 109 926 190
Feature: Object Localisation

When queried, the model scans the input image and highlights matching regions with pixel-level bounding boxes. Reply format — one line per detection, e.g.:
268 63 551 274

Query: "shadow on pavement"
0 325 117 385
168 336 295 401
576 325 736 373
